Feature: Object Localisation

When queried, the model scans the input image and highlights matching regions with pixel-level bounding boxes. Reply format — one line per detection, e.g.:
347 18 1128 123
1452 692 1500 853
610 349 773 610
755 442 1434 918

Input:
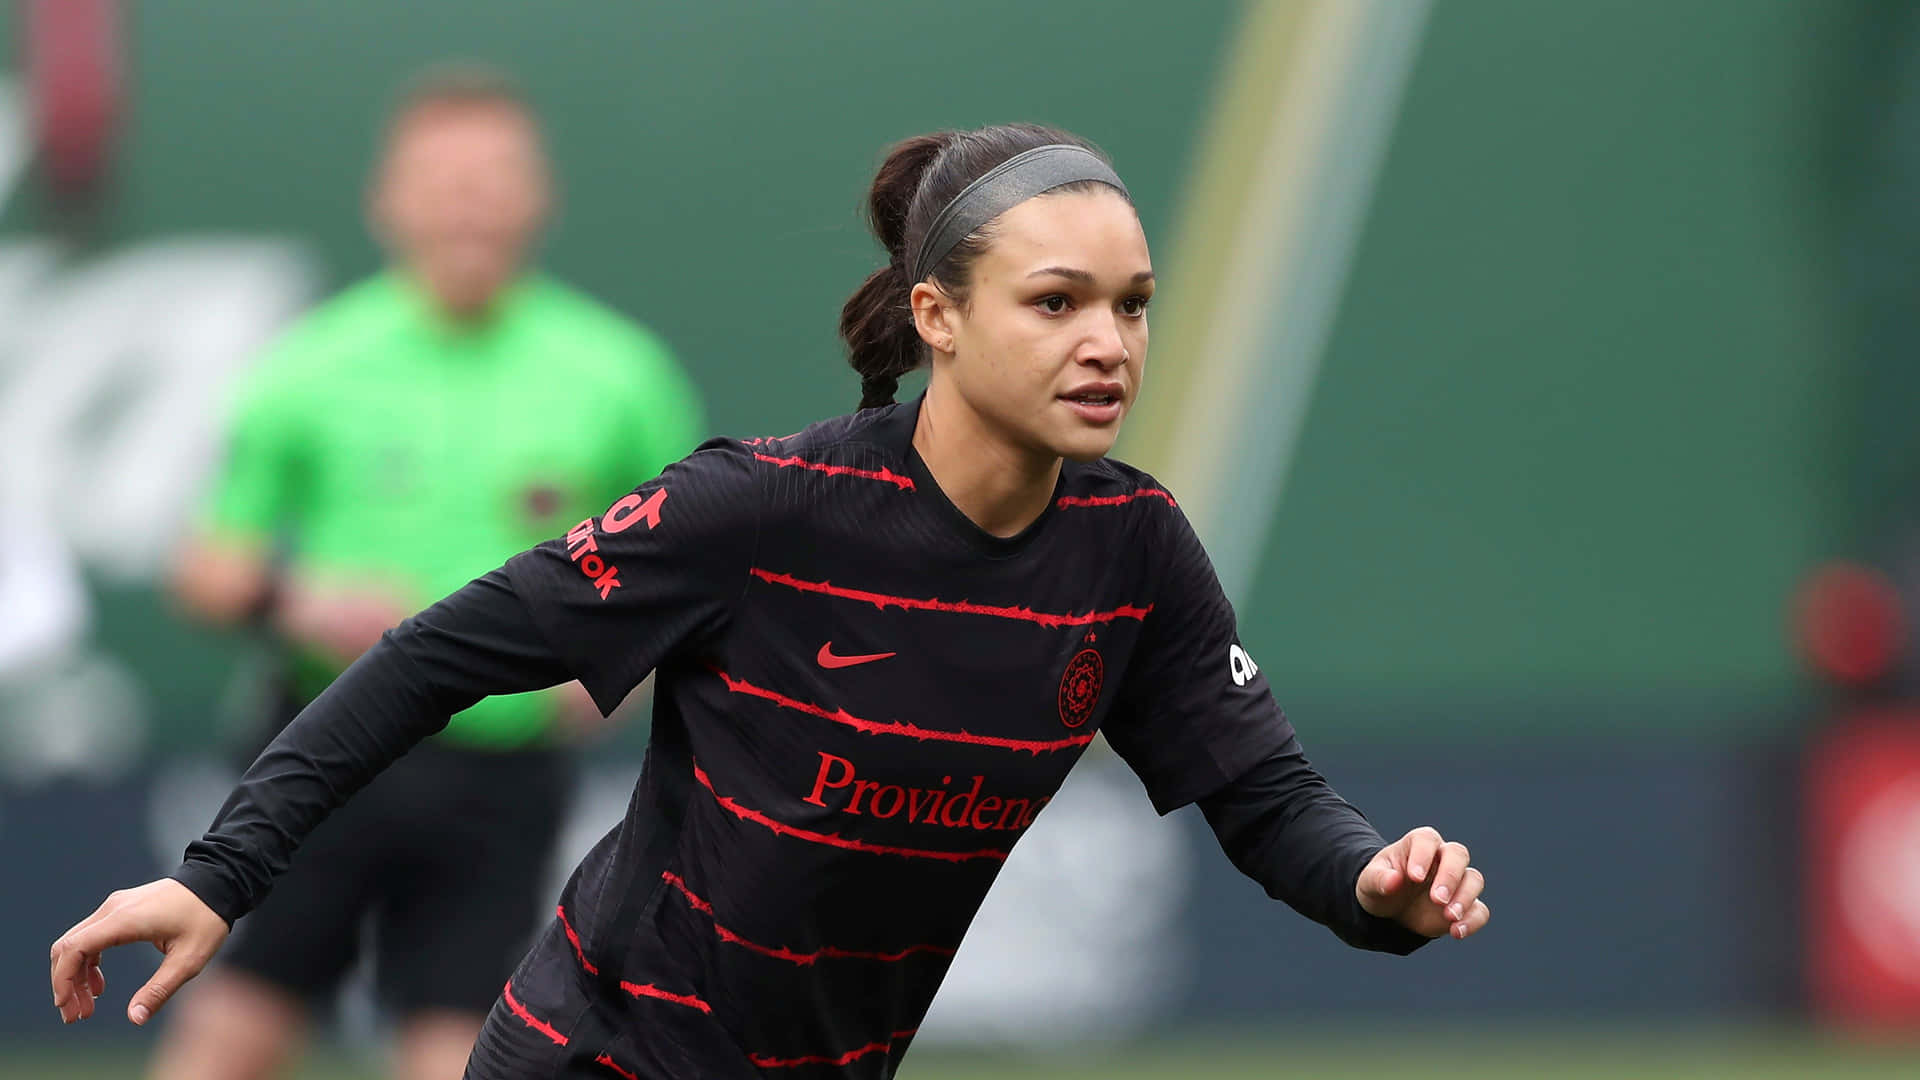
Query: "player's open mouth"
1060 385 1125 424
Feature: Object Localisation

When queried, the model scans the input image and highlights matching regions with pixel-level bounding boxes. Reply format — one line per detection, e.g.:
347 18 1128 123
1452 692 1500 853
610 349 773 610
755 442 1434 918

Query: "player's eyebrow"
1026 267 1156 285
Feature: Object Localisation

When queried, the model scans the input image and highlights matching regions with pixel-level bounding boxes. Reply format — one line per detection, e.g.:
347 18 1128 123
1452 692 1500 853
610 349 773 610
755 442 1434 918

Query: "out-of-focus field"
8 1030 1920 1079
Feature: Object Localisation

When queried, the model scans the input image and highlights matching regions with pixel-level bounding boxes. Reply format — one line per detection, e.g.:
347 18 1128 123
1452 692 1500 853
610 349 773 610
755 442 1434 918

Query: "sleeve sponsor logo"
563 488 666 599
603 488 667 534
1229 643 1259 687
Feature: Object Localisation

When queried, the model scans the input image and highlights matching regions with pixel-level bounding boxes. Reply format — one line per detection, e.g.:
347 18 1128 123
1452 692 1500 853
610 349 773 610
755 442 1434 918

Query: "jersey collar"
876 393 1065 560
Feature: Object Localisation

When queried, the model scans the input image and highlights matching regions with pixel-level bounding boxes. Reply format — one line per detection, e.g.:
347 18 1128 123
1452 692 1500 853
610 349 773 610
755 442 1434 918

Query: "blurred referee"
152 65 704 1080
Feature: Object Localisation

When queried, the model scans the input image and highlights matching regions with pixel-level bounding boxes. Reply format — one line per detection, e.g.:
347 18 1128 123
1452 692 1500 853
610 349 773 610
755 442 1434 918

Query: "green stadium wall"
1 0 1879 750
1234 0 1859 740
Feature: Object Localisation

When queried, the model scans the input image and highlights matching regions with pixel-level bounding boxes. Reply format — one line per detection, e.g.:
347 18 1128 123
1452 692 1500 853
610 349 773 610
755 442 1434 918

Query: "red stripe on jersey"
749 1029 919 1069
744 431 804 447
501 980 568 1046
750 569 1152 627
662 871 957 966
553 908 709 1013
1056 488 1176 509
712 668 1095 755
752 453 916 491
618 980 714 1014
693 761 1011 863
555 905 598 975
595 1054 639 1080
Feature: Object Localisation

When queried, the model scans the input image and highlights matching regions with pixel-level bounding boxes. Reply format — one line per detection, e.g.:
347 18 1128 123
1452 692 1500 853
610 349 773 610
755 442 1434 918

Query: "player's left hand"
1355 826 1488 940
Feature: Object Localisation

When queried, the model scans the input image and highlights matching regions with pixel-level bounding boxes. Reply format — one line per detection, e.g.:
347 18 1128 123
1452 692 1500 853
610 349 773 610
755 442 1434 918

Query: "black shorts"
221 739 572 1017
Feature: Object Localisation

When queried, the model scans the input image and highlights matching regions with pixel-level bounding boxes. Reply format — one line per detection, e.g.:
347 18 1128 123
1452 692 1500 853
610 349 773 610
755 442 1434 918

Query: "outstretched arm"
174 568 570 919
1107 494 1488 953
1197 739 1486 951
1196 737 1427 954
53 439 763 1027
50 568 569 1026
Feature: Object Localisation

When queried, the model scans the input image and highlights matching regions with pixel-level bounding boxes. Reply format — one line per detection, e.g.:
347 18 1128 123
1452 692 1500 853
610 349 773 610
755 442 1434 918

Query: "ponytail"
839 132 954 409
838 256 919 410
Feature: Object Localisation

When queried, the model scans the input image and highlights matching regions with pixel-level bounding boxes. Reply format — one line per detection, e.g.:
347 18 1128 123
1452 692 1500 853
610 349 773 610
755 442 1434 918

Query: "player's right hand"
50 879 229 1027
272 577 415 664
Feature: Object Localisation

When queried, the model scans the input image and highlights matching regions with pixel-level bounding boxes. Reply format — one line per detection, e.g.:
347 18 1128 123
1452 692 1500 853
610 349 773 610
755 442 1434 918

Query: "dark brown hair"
838 124 1127 410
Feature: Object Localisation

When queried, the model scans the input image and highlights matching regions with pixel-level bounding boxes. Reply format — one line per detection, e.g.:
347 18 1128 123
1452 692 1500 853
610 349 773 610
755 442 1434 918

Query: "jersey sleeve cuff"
169 862 247 929
1334 845 1433 956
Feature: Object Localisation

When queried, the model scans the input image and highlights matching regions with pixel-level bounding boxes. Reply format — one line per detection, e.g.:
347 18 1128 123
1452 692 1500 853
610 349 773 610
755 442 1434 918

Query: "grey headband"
908 144 1129 285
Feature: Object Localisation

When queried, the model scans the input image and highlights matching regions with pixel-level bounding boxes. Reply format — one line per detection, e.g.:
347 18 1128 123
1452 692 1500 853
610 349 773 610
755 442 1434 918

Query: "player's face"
939 189 1152 464
371 103 550 319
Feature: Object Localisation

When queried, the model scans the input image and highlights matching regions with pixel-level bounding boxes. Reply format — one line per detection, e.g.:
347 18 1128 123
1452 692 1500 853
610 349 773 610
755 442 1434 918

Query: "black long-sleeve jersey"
173 398 1424 1078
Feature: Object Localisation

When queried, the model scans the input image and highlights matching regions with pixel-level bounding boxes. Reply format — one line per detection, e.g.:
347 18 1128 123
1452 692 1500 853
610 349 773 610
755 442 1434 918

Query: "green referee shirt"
201 271 704 748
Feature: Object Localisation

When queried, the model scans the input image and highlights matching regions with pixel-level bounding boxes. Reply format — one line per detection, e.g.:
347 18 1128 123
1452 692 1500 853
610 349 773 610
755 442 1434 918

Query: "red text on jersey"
802 752 1050 832
563 488 667 599
565 519 622 598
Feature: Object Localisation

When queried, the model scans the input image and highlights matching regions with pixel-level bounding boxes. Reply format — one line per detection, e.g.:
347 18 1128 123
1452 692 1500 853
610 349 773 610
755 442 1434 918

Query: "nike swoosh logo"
817 642 896 669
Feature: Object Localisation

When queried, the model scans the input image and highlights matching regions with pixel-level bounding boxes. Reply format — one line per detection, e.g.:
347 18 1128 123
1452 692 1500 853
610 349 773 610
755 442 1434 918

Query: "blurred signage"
1806 711 1920 1025
0 74 314 781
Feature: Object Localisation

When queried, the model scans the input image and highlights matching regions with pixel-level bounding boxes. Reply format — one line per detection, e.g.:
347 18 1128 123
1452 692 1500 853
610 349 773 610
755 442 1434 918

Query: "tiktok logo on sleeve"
1228 643 1260 687
603 488 667 534
563 487 669 599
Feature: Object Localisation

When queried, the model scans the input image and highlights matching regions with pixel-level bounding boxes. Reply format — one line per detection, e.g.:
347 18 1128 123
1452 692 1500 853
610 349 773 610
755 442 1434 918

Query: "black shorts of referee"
219 700 573 1018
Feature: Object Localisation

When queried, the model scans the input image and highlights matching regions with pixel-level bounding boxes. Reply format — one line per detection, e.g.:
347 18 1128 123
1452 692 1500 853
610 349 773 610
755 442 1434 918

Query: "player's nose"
1075 313 1127 369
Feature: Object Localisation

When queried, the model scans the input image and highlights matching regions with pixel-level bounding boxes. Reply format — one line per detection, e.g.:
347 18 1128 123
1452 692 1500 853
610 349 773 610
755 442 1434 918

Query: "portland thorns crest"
1057 646 1103 728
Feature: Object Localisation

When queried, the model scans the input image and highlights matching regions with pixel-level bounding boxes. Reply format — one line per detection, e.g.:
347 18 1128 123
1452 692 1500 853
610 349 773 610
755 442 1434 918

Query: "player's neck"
912 385 1061 539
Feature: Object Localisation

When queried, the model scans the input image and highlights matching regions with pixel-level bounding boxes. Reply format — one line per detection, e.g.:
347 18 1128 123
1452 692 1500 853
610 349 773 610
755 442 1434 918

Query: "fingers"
1368 860 1403 897
53 922 127 1025
71 957 107 1021
128 946 213 1026
1403 826 1443 886
1353 845 1406 915
79 960 106 1020
1443 867 1485 925
1428 840 1472 907
51 879 228 1025
66 973 93 1024
1451 899 1491 940
60 908 155 971
1359 828 1490 940
51 895 118 1010
51 907 117 1020
53 962 87 1024
75 952 104 1021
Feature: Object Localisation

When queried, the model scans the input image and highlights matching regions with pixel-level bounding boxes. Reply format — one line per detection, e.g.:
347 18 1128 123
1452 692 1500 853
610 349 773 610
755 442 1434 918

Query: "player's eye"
1035 295 1071 315
1120 295 1151 318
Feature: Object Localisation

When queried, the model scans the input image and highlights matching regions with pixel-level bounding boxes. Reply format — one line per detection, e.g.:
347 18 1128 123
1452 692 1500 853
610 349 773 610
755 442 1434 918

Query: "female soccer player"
50 123 1490 1079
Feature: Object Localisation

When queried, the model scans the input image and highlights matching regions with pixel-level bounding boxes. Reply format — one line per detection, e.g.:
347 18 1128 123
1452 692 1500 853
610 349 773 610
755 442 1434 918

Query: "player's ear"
909 281 958 355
